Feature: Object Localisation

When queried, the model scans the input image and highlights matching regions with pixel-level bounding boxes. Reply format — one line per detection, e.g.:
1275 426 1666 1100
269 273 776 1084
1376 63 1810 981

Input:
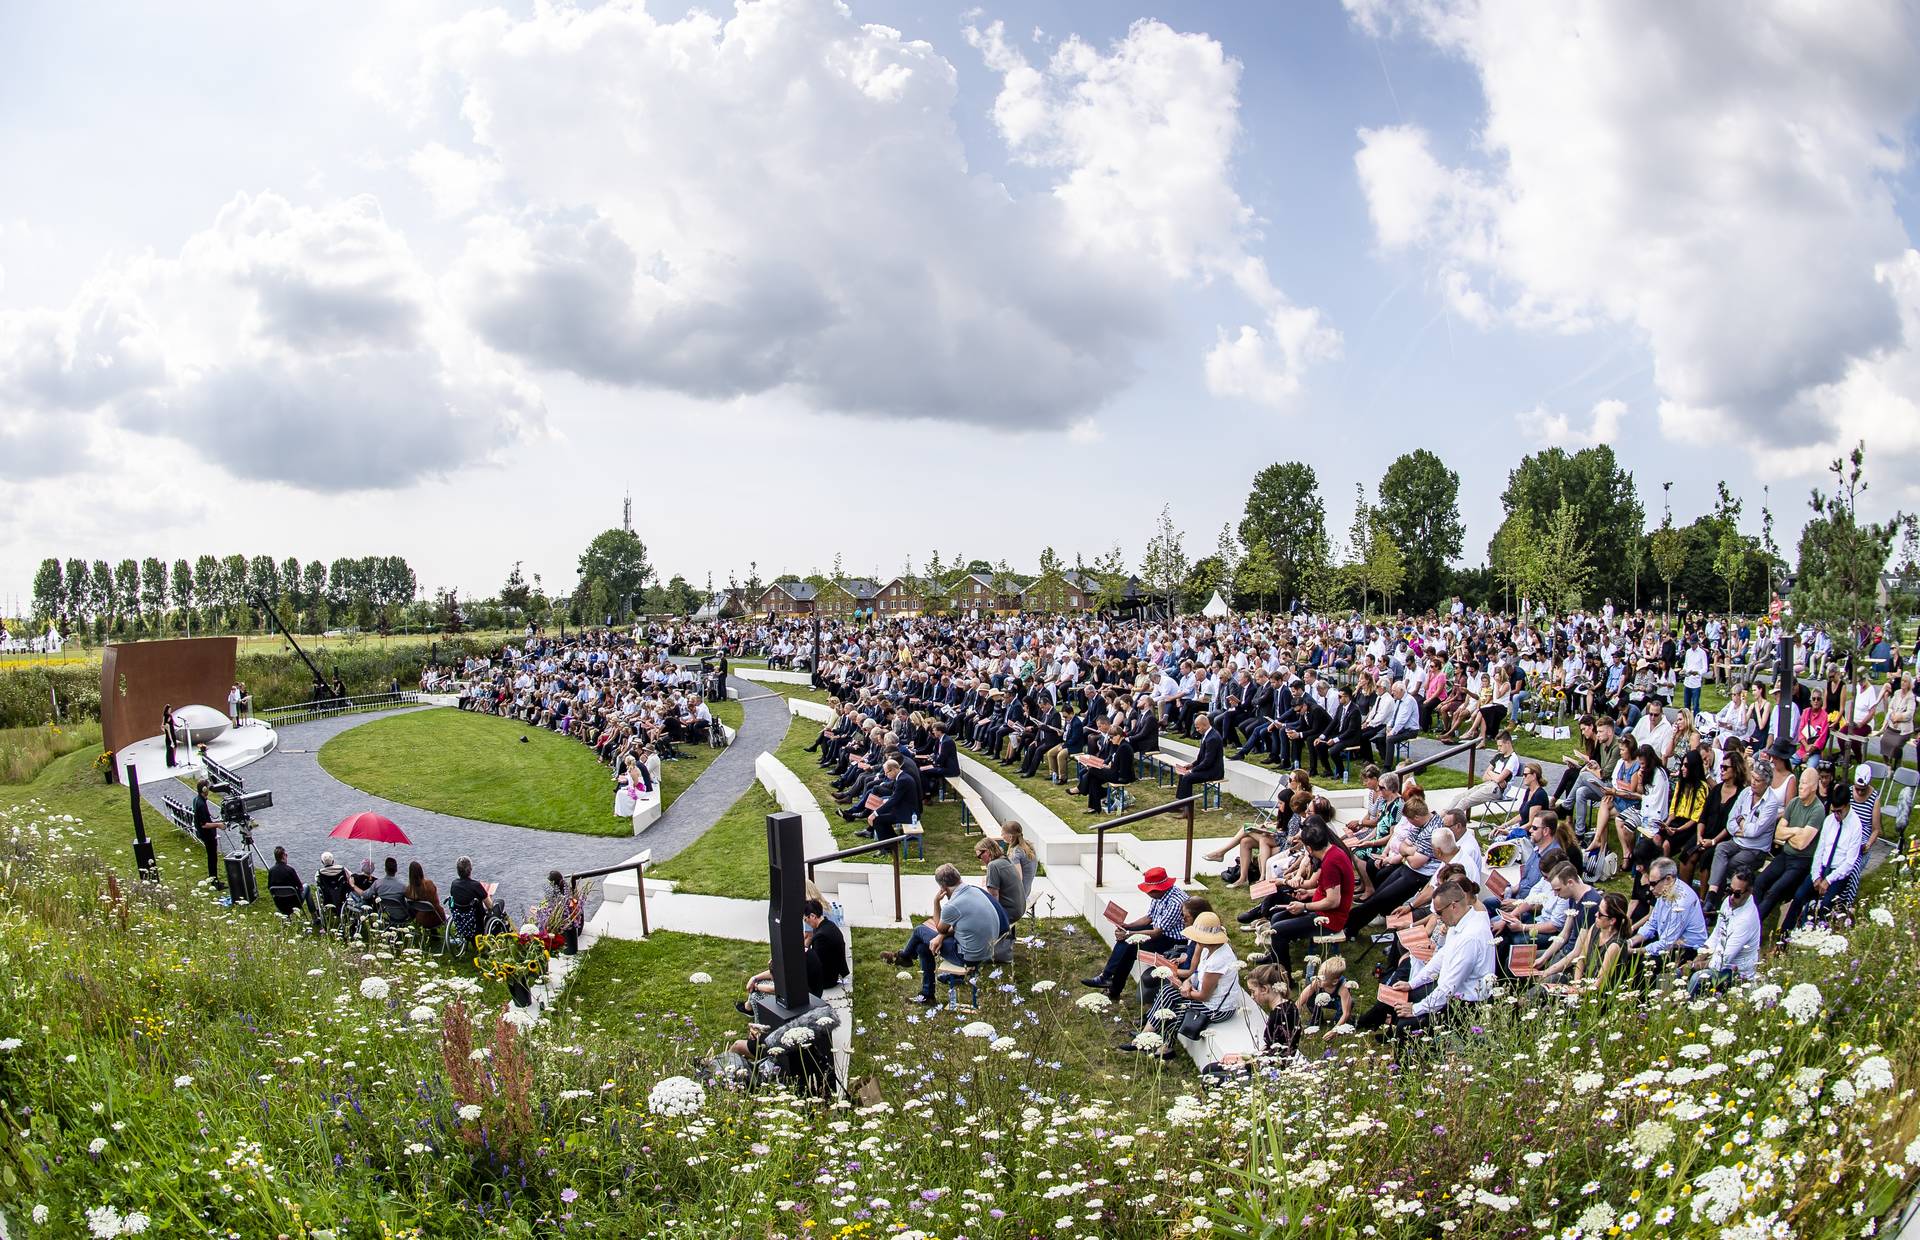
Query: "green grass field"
316 703 743 836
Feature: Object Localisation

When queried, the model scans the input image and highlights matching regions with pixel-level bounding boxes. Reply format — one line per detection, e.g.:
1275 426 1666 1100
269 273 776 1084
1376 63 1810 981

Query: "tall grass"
0 721 102 784
2 791 1918 1238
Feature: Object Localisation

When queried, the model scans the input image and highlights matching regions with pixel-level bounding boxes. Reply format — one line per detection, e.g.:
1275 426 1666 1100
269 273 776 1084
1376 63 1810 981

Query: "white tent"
42 623 63 653
1201 591 1230 618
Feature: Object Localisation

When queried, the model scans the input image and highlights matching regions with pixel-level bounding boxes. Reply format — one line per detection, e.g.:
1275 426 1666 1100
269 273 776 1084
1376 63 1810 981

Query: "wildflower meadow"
3 793 1920 1237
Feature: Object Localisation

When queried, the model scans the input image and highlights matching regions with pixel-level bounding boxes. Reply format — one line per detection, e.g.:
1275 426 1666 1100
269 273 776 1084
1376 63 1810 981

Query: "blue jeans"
902 924 965 999
1684 685 1703 714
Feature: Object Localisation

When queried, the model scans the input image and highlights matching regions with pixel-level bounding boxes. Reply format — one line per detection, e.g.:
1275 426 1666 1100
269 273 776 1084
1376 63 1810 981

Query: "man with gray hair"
1628 856 1707 975
1375 678 1423 767
880 863 1000 1004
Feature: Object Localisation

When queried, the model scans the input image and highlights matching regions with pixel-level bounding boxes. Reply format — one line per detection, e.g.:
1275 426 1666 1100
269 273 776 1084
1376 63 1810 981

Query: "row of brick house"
701 570 1144 619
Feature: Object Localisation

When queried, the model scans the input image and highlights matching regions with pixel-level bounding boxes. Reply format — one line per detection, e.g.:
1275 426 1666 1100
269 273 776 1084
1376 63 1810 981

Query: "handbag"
1219 860 1241 886
1178 1003 1222 1041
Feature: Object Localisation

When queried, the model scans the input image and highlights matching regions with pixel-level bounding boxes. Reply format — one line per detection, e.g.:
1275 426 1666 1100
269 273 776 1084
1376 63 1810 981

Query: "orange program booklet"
1103 900 1129 926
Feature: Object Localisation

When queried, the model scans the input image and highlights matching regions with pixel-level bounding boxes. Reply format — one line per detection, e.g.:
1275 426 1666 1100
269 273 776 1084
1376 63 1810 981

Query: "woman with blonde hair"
999 820 1038 897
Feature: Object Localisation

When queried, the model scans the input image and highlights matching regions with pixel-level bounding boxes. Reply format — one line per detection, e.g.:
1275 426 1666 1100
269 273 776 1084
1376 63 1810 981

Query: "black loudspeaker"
224 853 257 904
126 764 159 882
760 811 818 1026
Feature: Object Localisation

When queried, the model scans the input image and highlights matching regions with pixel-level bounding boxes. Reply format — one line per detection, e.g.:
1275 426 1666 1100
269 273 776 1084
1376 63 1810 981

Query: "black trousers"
197 827 223 886
1347 864 1425 932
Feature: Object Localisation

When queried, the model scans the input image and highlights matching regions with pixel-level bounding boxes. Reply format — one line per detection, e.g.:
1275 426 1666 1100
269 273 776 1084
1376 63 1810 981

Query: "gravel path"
140 678 791 920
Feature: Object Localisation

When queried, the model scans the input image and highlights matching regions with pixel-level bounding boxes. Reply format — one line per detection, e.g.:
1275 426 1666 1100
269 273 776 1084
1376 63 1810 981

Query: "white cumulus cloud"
1349 0 1920 476
1517 398 1625 449
0 192 541 488
408 0 1331 425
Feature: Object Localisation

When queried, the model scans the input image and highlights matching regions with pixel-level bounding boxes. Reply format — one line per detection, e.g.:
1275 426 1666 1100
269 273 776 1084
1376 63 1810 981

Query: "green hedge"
0 638 498 728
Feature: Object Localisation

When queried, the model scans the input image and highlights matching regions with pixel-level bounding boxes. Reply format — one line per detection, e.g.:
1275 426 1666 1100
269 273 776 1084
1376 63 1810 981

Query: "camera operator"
192 780 223 891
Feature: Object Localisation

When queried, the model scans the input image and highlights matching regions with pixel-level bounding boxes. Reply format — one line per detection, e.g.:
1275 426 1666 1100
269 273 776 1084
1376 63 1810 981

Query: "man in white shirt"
1630 698 1676 764
1454 730 1521 817
1388 883 1496 1036
1788 787 1865 930
1682 641 1710 714
1688 868 1759 995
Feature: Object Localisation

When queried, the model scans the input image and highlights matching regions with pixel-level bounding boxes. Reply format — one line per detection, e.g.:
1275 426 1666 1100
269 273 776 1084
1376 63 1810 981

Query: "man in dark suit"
1078 722 1136 812
1311 693 1356 779
1176 712 1226 800
918 722 960 783
1127 696 1160 758
867 757 922 840
191 780 224 890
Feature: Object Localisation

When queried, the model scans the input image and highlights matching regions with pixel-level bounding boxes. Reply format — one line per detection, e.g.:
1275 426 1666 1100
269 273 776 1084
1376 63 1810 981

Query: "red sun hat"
1138 866 1175 895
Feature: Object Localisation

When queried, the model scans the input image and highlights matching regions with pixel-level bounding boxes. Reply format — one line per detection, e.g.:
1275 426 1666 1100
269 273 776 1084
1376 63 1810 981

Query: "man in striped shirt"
1080 867 1187 1002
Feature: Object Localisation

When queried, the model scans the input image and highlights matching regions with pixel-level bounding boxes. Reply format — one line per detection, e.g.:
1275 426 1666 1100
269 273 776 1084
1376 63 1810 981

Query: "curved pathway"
140 678 791 920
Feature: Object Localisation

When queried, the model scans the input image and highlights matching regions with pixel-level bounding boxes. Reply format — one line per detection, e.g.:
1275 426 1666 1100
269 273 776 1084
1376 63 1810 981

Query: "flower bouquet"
473 931 552 1006
532 879 592 955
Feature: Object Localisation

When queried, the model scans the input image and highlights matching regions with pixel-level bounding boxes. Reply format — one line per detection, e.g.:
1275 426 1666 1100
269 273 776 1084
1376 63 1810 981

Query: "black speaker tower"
753 810 821 1028
125 763 158 882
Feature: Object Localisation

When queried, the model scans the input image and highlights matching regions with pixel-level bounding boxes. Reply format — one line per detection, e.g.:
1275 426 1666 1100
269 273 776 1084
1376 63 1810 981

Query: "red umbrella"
329 812 411 863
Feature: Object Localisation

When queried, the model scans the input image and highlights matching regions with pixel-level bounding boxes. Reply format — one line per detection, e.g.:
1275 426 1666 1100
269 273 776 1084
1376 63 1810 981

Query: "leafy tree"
91 560 115 635
279 557 302 614
218 554 248 627
1500 446 1641 605
64 558 88 627
1238 461 1325 609
1363 514 1406 612
171 560 195 631
743 560 764 602
114 560 141 633
577 529 652 621
1028 548 1074 612
138 557 167 631
1235 537 1279 612
435 587 465 634
1490 511 1539 615
500 562 534 614
1375 449 1462 611
1649 519 1689 618
31 559 63 626
1792 442 1904 664
1091 545 1132 610
246 555 279 628
1182 556 1225 612
1212 524 1240 604
1299 529 1348 615
1139 505 1188 615
1535 500 1594 613
1340 485 1375 614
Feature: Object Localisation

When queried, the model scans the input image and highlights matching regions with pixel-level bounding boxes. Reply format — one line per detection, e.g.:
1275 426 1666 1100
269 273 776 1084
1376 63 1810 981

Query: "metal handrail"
1385 737 1479 787
1092 794 1199 888
256 691 426 727
569 853 651 937
807 835 904 923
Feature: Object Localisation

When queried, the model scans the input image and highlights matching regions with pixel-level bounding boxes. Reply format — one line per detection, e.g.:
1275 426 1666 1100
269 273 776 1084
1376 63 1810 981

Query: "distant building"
874 576 924 616
818 577 881 618
755 580 818 616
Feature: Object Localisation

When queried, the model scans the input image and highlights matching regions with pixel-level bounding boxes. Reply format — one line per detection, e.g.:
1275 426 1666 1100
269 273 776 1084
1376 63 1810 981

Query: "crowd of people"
688 601 1907 1064
261 846 542 949
443 631 723 818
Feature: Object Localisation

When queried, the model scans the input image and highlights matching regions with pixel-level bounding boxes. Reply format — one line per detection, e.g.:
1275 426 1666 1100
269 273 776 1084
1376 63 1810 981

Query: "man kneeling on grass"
879 864 999 1004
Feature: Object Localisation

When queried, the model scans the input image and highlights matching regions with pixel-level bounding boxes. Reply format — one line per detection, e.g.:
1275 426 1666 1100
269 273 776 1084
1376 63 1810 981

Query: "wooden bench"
946 777 1001 841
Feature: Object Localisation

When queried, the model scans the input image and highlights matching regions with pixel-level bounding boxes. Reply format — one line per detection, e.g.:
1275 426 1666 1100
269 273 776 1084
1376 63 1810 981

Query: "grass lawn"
555 930 772 1050
318 702 744 836
653 782 787 898
758 680 834 707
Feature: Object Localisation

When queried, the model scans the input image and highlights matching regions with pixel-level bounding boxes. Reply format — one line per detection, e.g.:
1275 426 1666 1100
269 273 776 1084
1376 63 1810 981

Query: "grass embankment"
0 721 102 784
4 757 1920 1238
317 703 744 836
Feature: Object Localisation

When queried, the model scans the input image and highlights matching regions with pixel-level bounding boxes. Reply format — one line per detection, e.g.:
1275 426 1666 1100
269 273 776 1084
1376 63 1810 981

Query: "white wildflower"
647 1075 705 1118
1853 1055 1895 1094
1783 983 1823 1023
960 1021 995 1039
1132 1030 1166 1052
457 1104 483 1122
409 1005 436 1023
358 977 390 1001
172 1075 193 1088
87 1138 108 1155
687 972 712 985
0 1038 21 1052
1571 1071 1604 1095
1075 992 1113 1012
1870 907 1895 928
989 1036 1017 1053
1631 1119 1675 1157
1029 980 1057 993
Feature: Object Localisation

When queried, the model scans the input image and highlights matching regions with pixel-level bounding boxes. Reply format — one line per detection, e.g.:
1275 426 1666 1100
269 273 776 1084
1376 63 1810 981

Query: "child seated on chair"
1201 963 1299 1082
1295 955 1357 1030
1204 791 1307 885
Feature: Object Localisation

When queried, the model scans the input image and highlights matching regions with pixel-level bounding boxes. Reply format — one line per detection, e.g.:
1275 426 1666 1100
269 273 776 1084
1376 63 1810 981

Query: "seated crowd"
448 632 721 814
265 847 547 947
721 604 1903 1068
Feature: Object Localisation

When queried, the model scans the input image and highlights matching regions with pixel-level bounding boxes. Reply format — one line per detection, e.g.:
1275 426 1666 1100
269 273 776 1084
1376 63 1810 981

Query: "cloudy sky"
3 0 1919 608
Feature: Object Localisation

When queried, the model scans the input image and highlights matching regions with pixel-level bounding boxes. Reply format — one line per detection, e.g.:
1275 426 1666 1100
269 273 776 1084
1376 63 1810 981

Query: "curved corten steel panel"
99 637 239 759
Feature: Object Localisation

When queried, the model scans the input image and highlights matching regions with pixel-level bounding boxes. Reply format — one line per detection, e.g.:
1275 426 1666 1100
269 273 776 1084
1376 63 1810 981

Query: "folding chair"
266 884 305 926
1199 781 1224 810
408 899 447 952
1887 767 1917 861
901 822 925 862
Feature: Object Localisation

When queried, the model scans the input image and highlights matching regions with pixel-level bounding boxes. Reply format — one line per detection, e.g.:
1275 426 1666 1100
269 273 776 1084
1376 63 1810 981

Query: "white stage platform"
117 719 279 787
